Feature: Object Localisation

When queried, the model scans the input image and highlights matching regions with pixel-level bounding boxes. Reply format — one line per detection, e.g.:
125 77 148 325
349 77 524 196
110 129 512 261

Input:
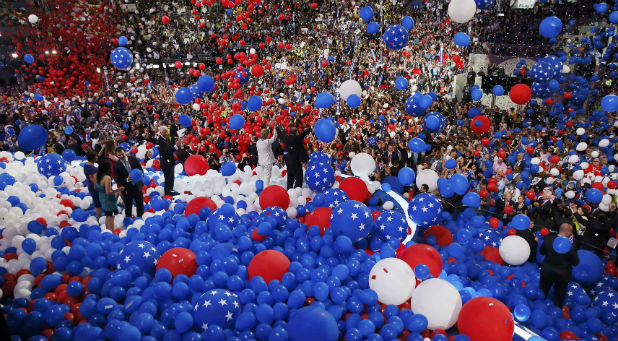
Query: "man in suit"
540 222 580 308
113 147 144 218
276 125 311 189
157 126 178 196
382 145 400 167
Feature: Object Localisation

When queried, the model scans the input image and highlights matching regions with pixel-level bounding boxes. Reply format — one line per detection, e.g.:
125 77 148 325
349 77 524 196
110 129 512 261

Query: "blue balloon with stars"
407 193 442 227
530 61 556 82
305 161 335 192
37 153 66 177
117 241 160 275
531 81 552 99
309 151 333 164
193 289 241 330
207 204 240 230
110 47 133 70
375 211 408 243
383 25 409 50
477 228 501 247
592 290 618 324
405 94 427 116
321 188 349 209
330 200 373 241
474 0 494 9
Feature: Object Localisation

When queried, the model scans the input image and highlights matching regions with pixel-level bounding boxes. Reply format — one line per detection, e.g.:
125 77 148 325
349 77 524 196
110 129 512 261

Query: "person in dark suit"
540 222 580 307
113 147 144 218
157 126 177 196
276 125 311 189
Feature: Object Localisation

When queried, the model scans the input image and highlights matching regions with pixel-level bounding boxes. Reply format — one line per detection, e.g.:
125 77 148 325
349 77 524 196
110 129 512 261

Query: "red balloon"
488 217 500 229
156 248 198 278
457 297 514 341
540 228 549 237
184 197 217 216
251 64 264 77
481 137 490 146
479 246 504 265
259 185 290 210
549 155 560 163
339 177 370 202
304 207 332 235
184 155 209 176
423 225 453 247
526 190 536 200
607 180 617 189
470 115 491 135
479 189 489 198
559 331 578 340
509 84 532 105
498 150 506 159
248 250 290 284
398 244 443 278
162 15 170 24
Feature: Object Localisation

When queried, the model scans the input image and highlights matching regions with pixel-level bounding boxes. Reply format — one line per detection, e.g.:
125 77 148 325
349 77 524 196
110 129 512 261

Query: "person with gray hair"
256 128 277 187
156 125 178 196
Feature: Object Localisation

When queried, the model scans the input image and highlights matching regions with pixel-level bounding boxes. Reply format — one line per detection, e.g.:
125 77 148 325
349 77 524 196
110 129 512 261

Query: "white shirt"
256 130 278 166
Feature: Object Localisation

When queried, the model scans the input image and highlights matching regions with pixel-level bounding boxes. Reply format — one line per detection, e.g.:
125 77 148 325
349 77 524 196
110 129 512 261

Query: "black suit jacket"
276 126 311 163
157 135 175 169
113 156 144 195
540 235 579 282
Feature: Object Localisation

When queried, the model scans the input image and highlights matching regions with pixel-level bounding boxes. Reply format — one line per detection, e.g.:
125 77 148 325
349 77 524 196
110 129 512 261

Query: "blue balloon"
256 180 264 192
601 95 618 112
408 138 426 153
178 114 192 128
492 85 504 96
450 173 469 196
424 115 440 131
347 94 361 108
375 211 408 243
360 6 374 21
61 149 76 162
193 289 241 329
129 169 143 184
610 11 618 24
305 161 335 192
117 241 160 275
247 95 263 112
471 88 483 101
454 32 470 46
539 16 562 38
197 75 215 93
553 236 572 254
288 305 339 341
397 167 415 186
401 16 414 30
24 53 35 64
367 22 379 35
573 250 604 286
229 114 245 130
511 214 530 230
585 188 603 203
175 88 193 105
444 159 457 170
22 238 36 254
33 94 44 101
314 118 336 143
315 92 335 108
331 200 373 241
395 76 408 90
514 304 531 322
37 153 66 177
221 162 237 176
462 192 481 208
118 36 128 46
383 25 409 50
408 193 442 227
110 47 133 69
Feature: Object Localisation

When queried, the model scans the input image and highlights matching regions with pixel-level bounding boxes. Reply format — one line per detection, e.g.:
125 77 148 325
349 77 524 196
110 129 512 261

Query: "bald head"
558 223 573 237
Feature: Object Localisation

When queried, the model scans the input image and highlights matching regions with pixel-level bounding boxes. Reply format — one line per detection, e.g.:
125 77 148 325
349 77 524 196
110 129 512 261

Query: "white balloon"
580 162 589 170
411 278 462 330
351 153 376 177
565 190 576 199
599 203 610 212
599 139 610 148
192 103 200 111
369 258 416 305
383 201 394 210
568 155 580 164
28 14 39 24
415 169 439 193
573 170 584 180
499 235 530 266
448 0 476 24
602 194 612 205
531 157 540 165
550 168 560 176
338 80 362 101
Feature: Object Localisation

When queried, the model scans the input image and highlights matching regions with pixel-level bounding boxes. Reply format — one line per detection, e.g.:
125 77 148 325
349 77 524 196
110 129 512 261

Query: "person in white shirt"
256 128 278 187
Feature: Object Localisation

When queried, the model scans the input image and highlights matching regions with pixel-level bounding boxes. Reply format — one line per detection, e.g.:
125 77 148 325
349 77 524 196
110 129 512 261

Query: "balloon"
369 258 415 305
552 236 572 254
185 197 217 216
498 235 530 265
247 95 263 112
346 94 361 108
539 16 562 38
367 21 379 34
450 173 469 195
118 36 128 46
350 153 376 178
360 6 374 21
457 297 514 341
193 289 241 329
408 137 427 153
511 214 530 230
444 159 457 169
462 192 481 208
401 16 414 29
331 200 373 242
24 54 34 64
221 162 236 176
493 85 505 96
304 207 332 235
425 115 441 131
338 80 362 101
229 114 245 130
178 114 192 128
470 115 491 134
156 247 197 278
572 250 604 286
28 14 39 24
410 278 462 330
383 25 409 50
37 153 66 177
259 185 290 210
448 0 477 23
175 87 193 105
288 306 339 341
339 177 370 202
184 155 209 176
117 241 160 275
61 149 76 162
129 169 143 184
399 243 443 278
248 250 290 284
454 32 471 47
415 169 439 193
314 92 335 108
18 125 47 151
397 167 416 186
314 118 336 143
197 75 215 93
110 47 133 69
509 84 532 104
423 225 453 247
585 188 603 203
251 64 264 77
395 76 409 90
305 161 335 192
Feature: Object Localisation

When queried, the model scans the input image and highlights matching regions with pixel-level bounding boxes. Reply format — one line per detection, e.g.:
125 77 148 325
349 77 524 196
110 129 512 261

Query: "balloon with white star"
193 289 241 330
477 228 501 247
530 61 556 82
309 151 333 164
330 200 373 241
260 206 288 226
383 25 409 50
305 161 335 192
375 211 408 243
407 193 442 227
117 241 160 275
36 153 66 177
321 188 349 209
593 290 618 324
110 47 134 70
207 204 240 230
